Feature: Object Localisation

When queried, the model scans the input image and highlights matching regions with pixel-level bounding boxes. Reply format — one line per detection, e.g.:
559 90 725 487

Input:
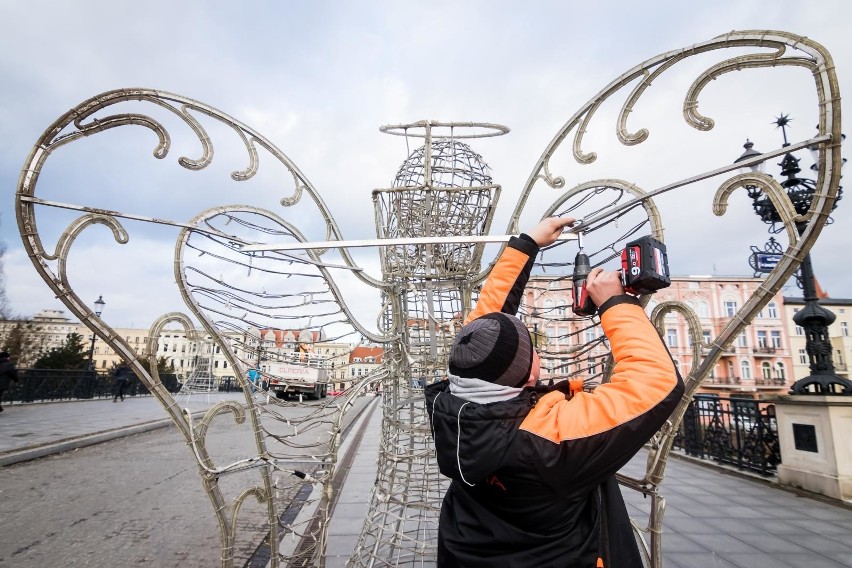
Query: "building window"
775 362 786 381
699 301 709 318
762 362 771 380
737 333 748 348
585 329 596 343
795 325 804 336
702 329 711 346
666 329 677 347
842 322 849 337
757 331 767 348
771 331 781 348
838 350 844 365
741 361 751 380
724 301 737 317
767 302 778 318
799 349 808 365
727 361 735 378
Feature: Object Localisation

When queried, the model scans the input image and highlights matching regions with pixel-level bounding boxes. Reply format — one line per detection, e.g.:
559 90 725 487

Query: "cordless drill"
572 234 671 316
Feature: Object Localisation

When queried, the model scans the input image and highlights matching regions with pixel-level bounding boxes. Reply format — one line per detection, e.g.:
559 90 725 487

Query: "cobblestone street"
0 395 372 567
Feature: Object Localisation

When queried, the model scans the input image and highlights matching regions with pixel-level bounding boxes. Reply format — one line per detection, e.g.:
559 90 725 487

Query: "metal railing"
0 368 182 403
673 394 781 476
704 376 742 385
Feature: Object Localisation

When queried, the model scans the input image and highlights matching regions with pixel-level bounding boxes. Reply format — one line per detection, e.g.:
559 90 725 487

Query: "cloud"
2 0 852 333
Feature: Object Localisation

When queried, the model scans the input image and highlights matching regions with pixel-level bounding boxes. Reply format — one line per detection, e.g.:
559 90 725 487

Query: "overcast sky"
1 0 850 330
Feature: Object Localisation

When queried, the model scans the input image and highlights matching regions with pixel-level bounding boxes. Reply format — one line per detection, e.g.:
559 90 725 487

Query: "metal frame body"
14 30 841 568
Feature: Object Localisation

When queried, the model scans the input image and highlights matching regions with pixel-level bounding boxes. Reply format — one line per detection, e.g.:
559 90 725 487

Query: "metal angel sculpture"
14 30 842 567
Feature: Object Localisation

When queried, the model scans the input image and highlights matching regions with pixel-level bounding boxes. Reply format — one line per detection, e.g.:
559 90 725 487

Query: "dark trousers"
114 380 128 401
0 388 4 409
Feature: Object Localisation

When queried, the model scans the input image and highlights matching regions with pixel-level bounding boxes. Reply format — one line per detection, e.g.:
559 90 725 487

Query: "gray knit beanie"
448 312 534 388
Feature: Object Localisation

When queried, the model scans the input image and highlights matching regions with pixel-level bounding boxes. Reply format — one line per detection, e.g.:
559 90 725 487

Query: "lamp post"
734 115 851 394
87 295 105 371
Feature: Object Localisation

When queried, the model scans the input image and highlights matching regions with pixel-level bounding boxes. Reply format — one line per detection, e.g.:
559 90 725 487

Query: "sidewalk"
0 392 238 466
2 396 851 567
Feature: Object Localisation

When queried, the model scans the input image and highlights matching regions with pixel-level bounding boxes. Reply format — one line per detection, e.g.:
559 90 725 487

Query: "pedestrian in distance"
0 351 19 412
425 217 684 567
113 361 131 402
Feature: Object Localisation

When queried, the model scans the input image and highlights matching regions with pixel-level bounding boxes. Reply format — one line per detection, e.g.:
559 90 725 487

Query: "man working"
425 217 684 567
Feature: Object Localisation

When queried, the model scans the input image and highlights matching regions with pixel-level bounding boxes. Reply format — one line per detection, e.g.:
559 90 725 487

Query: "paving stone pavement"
2 396 851 567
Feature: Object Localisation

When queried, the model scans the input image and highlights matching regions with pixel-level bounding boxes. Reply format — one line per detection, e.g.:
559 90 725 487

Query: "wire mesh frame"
373 137 502 280
11 30 842 568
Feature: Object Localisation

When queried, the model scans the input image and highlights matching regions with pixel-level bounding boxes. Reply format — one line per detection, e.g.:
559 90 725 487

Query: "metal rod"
240 233 579 253
571 135 831 233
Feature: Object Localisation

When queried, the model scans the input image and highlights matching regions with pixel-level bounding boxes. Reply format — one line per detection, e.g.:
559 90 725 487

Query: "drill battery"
620 235 670 295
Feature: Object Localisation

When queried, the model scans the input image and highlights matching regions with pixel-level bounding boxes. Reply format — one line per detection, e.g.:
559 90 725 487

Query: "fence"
673 394 781 476
1 368 182 403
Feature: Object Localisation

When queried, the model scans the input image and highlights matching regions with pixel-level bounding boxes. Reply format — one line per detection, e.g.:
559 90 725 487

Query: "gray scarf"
448 373 523 404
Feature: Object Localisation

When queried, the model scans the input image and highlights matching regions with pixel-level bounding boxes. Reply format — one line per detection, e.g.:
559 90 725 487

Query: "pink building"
520 275 794 397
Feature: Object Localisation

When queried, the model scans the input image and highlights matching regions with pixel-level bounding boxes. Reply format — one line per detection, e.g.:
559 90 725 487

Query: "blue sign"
752 252 782 272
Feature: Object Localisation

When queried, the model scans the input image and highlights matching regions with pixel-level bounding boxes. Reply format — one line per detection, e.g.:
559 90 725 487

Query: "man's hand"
585 267 625 308
526 217 576 247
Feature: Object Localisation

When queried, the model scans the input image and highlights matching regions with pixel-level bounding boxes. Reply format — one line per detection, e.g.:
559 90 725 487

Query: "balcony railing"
754 377 787 386
752 346 777 355
673 394 780 476
703 376 741 386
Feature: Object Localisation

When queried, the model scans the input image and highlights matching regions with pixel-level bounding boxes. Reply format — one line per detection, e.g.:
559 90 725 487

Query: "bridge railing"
1 369 181 403
673 393 781 476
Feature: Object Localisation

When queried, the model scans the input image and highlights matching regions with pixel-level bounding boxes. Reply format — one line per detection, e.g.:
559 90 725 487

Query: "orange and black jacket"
425 234 684 567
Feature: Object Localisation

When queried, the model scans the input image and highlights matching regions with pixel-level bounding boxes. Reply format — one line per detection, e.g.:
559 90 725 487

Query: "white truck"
261 357 329 400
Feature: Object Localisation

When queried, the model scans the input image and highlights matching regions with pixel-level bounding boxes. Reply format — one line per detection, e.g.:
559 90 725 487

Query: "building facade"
348 346 384 388
521 274 796 396
783 297 852 382
17 282 850 396
0 310 78 366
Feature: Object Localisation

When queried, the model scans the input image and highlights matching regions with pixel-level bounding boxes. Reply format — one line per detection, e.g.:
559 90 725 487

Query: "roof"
349 346 384 364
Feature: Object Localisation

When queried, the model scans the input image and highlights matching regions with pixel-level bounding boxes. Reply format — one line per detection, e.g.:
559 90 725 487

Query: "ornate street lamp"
735 115 850 394
87 295 105 371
